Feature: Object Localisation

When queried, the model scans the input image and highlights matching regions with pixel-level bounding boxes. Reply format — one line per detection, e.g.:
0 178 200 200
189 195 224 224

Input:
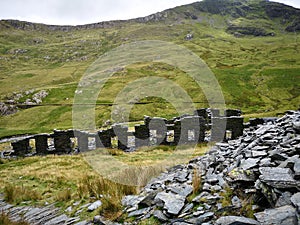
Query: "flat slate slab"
254 205 297 225
259 167 299 188
154 192 185 215
216 216 259 225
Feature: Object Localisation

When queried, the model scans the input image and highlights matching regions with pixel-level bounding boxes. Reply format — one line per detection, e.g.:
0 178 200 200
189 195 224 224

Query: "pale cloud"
0 0 299 26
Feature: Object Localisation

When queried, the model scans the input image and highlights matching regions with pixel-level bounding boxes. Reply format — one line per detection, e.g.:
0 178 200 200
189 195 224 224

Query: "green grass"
0 0 299 138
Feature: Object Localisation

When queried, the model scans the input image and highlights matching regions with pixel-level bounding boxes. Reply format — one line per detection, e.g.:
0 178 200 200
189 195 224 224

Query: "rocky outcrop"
226 26 275 37
0 102 18 116
122 109 300 224
286 19 300 32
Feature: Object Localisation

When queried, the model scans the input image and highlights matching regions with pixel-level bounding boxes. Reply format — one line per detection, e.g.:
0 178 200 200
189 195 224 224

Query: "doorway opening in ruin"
226 130 232 140
167 130 174 142
111 136 118 148
188 129 196 141
70 137 78 150
47 138 55 151
127 136 135 148
29 139 36 152
149 130 157 145
88 137 96 150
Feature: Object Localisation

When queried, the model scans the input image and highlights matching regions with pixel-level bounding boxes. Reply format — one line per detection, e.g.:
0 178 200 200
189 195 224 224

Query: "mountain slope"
0 0 299 138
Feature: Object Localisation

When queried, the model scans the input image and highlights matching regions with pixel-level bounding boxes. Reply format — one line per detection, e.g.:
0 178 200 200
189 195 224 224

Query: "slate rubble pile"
122 110 300 224
0 198 88 225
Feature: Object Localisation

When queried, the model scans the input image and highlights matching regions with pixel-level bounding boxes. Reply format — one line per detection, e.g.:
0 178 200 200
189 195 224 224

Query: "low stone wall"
9 108 246 155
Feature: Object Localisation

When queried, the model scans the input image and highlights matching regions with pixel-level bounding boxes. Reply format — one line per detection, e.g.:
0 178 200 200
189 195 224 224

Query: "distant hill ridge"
1 0 300 33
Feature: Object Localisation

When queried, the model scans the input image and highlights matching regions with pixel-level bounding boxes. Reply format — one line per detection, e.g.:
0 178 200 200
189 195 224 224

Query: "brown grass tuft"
0 212 29 225
192 168 202 195
4 184 41 204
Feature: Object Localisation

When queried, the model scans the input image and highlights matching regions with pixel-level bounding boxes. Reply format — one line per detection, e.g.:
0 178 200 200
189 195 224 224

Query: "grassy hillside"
0 0 299 138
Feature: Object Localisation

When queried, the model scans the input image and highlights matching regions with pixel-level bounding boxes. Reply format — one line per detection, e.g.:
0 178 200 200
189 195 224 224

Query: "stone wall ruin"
8 109 246 156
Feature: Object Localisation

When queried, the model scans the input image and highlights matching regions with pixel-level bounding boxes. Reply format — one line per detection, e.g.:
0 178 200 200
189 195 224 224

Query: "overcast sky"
0 0 299 26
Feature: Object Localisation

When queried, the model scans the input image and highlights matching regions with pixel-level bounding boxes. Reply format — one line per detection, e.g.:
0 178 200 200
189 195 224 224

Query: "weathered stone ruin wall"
9 108 245 156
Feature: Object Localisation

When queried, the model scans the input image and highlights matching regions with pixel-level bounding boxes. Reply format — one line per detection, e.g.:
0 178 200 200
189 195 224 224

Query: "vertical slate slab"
173 119 181 145
148 117 167 146
35 134 49 154
179 116 203 145
95 132 104 148
210 109 220 118
144 116 151 128
53 130 72 154
211 117 227 142
75 131 89 152
11 138 30 156
113 124 129 151
198 116 206 143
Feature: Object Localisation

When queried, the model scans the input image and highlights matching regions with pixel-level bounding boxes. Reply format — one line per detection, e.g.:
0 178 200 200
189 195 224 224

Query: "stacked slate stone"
122 110 300 225
0 197 89 225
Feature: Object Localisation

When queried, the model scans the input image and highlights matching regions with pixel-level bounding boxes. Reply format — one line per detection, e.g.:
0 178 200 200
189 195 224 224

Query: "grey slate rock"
122 195 143 207
128 207 151 218
294 160 300 179
196 211 214 224
240 158 260 170
228 168 256 182
154 192 185 215
88 200 102 212
231 196 242 208
291 192 300 212
252 150 267 158
275 191 292 207
215 216 259 225
93 215 105 225
181 203 193 214
153 210 168 222
74 221 89 225
254 205 297 225
139 191 158 207
259 167 299 188
168 183 193 198
44 214 69 225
